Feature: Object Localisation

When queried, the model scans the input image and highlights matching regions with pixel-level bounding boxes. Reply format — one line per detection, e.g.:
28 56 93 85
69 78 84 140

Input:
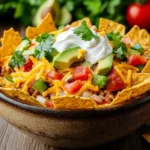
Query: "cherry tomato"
128 54 147 66
46 100 54 108
106 68 126 92
74 66 91 80
48 70 63 80
64 80 82 93
126 3 150 29
24 59 33 72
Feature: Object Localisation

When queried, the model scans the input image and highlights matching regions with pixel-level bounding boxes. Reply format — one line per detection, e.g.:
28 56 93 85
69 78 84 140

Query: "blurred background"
0 0 150 35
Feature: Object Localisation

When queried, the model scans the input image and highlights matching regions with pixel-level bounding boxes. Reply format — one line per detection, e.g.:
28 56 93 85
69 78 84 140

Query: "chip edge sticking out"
99 18 126 36
0 28 21 58
71 17 92 28
26 13 57 39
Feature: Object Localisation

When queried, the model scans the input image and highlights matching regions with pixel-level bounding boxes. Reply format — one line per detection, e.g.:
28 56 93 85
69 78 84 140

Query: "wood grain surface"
0 117 149 150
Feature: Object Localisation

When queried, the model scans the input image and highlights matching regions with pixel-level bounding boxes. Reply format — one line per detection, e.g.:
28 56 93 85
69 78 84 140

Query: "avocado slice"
53 47 84 70
95 53 113 75
128 49 140 56
32 0 71 26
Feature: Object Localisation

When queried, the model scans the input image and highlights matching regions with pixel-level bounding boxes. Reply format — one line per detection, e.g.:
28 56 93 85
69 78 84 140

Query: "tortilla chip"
143 134 150 143
125 26 150 55
0 87 43 107
52 95 96 109
0 77 14 88
125 25 140 42
142 61 150 73
26 13 57 39
99 18 126 35
0 28 21 58
111 78 150 105
131 73 150 86
71 17 92 28
138 29 150 55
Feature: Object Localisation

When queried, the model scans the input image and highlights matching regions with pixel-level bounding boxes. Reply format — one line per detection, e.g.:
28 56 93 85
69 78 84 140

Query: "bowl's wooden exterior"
0 93 150 148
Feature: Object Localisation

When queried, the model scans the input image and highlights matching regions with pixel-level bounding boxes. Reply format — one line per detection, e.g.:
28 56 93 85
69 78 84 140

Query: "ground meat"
104 90 115 102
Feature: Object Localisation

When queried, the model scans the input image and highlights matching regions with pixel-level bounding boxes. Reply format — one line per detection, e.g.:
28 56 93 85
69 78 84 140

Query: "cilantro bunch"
107 32 127 60
34 33 58 62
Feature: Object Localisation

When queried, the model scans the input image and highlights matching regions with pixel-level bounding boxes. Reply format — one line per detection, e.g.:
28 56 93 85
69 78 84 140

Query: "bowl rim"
0 92 150 119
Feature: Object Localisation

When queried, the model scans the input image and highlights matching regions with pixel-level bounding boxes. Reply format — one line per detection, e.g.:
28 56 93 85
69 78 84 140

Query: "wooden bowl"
0 93 150 148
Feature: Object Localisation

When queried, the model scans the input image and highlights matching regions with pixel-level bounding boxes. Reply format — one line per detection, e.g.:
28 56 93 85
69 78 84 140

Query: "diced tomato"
106 68 126 92
48 70 63 80
128 54 147 66
24 59 33 72
29 43 35 47
74 66 91 80
46 100 54 108
64 80 82 93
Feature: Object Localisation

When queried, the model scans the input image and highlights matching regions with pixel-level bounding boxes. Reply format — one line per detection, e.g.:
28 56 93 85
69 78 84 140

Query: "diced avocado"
131 43 144 54
93 74 108 89
95 53 113 75
16 40 30 51
128 49 140 56
33 79 49 93
22 49 35 56
53 47 84 69
5 76 13 83
81 61 92 68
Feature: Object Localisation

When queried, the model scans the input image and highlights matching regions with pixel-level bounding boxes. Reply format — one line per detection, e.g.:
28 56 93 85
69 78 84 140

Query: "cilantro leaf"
34 34 58 62
137 65 145 72
114 43 127 60
8 50 26 69
36 32 50 43
107 31 127 60
73 21 99 41
107 31 122 49
131 43 144 54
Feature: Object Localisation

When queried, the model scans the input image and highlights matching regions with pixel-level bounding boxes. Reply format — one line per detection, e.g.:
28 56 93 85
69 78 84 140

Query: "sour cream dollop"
53 27 113 64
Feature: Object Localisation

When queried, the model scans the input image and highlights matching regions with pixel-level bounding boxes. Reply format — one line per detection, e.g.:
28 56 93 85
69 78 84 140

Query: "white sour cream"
53 27 112 64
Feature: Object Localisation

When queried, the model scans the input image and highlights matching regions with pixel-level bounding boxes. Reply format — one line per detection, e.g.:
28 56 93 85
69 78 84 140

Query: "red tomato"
48 70 63 80
106 68 126 92
74 66 91 80
64 80 82 93
46 100 54 108
128 54 147 66
24 59 33 72
29 43 36 47
126 3 150 29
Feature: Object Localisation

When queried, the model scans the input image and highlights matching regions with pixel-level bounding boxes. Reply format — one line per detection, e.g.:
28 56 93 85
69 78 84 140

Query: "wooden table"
0 117 149 150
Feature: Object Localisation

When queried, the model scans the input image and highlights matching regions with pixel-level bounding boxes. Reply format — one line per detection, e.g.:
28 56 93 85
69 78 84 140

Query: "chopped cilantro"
34 34 58 62
8 50 26 69
36 32 50 43
22 36 31 43
107 31 127 60
137 65 145 72
73 21 99 41
131 43 144 54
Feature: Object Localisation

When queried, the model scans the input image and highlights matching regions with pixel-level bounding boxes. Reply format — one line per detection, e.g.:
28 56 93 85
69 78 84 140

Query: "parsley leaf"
34 34 58 62
73 21 99 41
107 31 127 60
8 50 26 69
131 43 144 54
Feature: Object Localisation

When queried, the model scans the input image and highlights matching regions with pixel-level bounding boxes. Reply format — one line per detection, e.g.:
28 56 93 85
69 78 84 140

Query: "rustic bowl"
0 92 150 148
